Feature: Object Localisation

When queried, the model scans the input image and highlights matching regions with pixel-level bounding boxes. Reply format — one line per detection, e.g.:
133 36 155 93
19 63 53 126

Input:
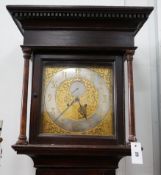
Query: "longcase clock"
7 5 153 175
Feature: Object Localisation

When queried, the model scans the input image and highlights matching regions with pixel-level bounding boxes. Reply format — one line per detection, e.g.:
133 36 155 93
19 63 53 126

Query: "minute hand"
54 98 77 122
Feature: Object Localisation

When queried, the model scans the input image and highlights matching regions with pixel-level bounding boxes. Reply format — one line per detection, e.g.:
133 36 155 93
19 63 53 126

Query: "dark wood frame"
29 53 125 145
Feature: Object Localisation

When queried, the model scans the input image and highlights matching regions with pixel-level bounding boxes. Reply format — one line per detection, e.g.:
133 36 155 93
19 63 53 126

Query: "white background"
0 0 160 175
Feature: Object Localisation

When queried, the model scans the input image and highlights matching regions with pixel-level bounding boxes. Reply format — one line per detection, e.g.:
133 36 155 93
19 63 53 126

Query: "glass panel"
40 64 114 136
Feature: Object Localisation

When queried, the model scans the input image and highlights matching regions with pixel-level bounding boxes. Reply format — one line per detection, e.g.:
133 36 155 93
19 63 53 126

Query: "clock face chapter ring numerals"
43 67 111 133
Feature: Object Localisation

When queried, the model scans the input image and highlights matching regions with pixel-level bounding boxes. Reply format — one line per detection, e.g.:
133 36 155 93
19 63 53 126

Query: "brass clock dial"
41 66 113 136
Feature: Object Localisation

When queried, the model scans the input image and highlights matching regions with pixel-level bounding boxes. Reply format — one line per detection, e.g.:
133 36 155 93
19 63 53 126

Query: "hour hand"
78 103 88 120
76 97 87 119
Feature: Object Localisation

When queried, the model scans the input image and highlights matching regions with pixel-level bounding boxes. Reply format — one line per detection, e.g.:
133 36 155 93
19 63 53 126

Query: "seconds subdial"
70 81 88 119
70 81 85 97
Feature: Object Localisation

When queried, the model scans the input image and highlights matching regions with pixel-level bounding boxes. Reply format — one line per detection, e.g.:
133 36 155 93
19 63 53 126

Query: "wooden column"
16 47 31 145
125 50 137 142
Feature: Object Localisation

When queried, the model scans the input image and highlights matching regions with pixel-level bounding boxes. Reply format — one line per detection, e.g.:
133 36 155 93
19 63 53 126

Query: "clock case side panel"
29 52 125 146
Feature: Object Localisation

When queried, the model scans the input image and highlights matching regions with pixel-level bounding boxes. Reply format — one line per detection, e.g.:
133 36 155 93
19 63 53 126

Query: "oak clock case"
30 54 124 145
7 5 153 175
